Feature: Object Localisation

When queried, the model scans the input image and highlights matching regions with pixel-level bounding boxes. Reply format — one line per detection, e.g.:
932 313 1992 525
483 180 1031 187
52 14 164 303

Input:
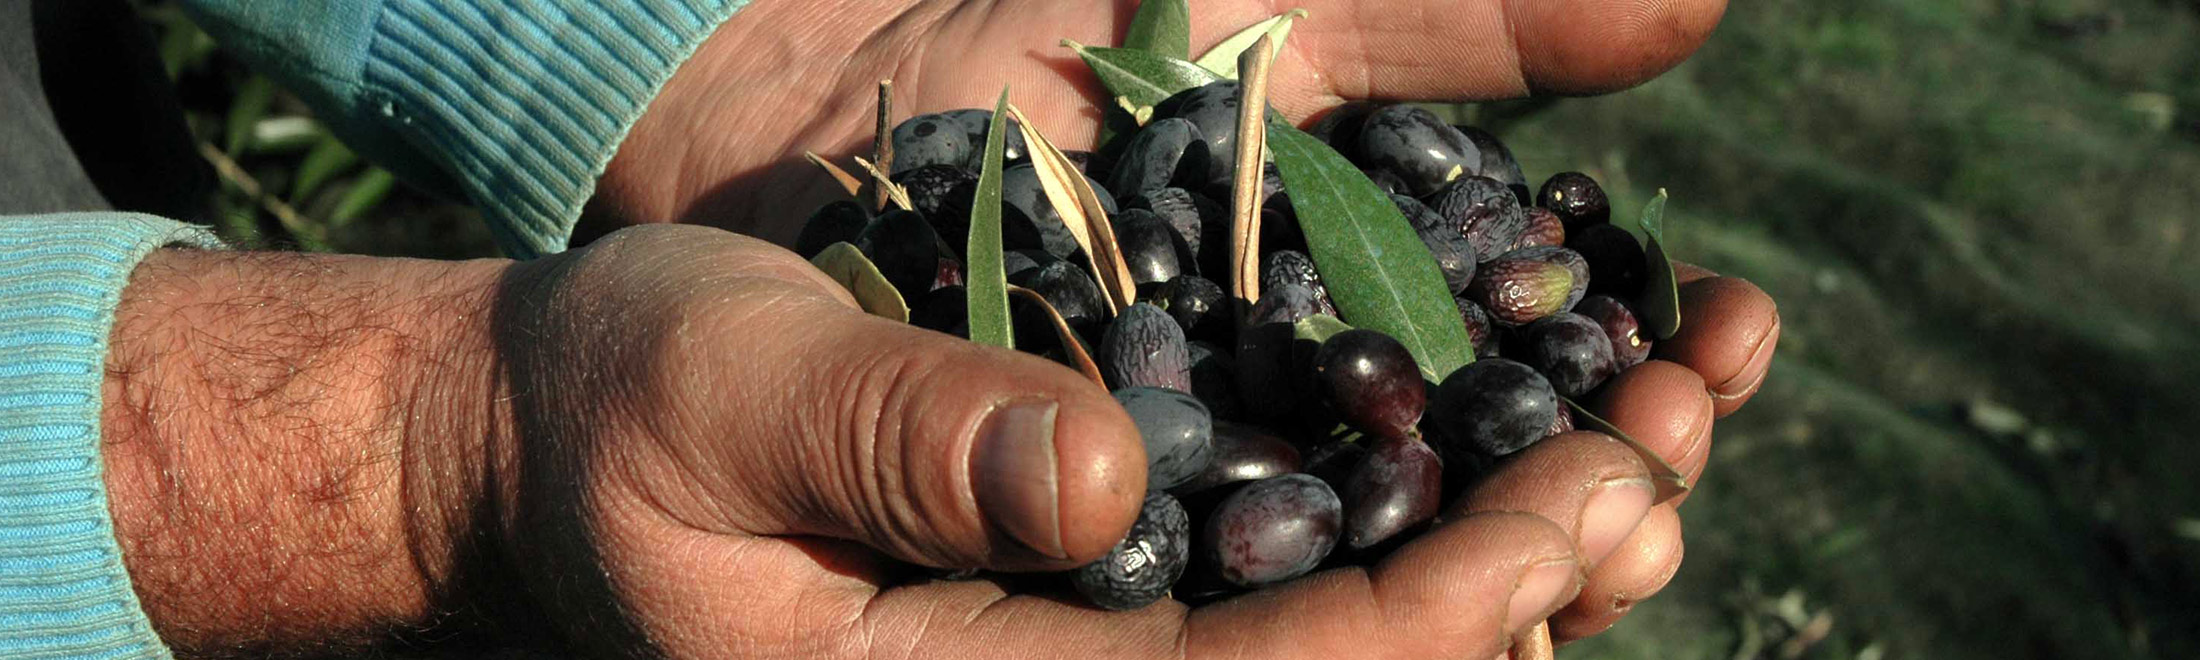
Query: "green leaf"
289 135 360 202
1561 398 1689 504
1637 189 1682 340
1064 41 1223 108
811 242 911 323
329 168 395 227
1194 9 1308 78
1122 0 1191 59
224 76 277 155
1267 121 1475 381
966 89 1015 349
1292 314 1353 345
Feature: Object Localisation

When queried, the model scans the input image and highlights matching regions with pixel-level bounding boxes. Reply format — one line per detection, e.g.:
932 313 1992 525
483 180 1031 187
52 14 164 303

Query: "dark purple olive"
1153 275 1230 344
1467 257 1574 326
1395 194 1475 294
1002 163 1118 260
1132 187 1225 265
1514 207 1567 250
1537 171 1611 233
1311 329 1427 439
854 209 945 299
1517 312 1619 398
890 113 973 173
1547 400 1576 438
1235 283 1324 424
1575 295 1652 369
1302 440 1369 493
796 199 870 259
1154 81 1267 185
892 163 979 247
909 285 969 338
1114 209 1194 287
1307 101 1382 154
1186 341 1242 420
1353 105 1481 197
1456 124 1528 204
1503 245 1591 312
1455 296 1499 359
1114 387 1216 491
1204 474 1341 587
1009 260 1105 335
1261 250 1338 317
1108 117 1211 199
1431 175 1529 264
1070 491 1189 610
1567 224 1648 298
1427 358 1560 460
1172 422 1302 495
1341 436 1443 549
1099 303 1193 392
940 108 1027 167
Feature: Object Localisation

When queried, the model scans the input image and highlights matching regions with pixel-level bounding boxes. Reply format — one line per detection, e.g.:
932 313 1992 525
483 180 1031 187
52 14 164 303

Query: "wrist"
101 248 513 652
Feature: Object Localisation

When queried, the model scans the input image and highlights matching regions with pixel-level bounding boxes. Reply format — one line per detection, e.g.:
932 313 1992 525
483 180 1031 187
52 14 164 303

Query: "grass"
137 0 2200 657
1493 0 2200 657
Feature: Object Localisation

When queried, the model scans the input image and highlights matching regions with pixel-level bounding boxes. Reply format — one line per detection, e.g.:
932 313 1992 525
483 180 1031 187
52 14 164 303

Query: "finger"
1672 260 1718 285
1187 0 1730 113
1447 431 1655 567
1551 505 1683 642
849 511 1579 659
1589 361 1715 490
713 299 1146 570
596 226 1148 571
919 0 1728 144
1653 277 1780 417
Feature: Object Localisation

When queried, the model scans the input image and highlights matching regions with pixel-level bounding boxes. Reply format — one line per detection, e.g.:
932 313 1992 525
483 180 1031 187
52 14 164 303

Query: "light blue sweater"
0 2 749 656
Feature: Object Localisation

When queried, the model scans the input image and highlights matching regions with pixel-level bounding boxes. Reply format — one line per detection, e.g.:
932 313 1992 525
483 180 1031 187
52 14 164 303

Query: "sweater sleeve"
0 214 224 660
180 0 754 260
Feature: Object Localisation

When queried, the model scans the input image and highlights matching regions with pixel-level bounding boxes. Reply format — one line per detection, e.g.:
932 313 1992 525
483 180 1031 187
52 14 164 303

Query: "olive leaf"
965 89 1015 348
1009 104 1138 312
810 242 911 323
1228 35 1277 310
1562 398 1690 504
802 151 865 198
1292 314 1353 344
1122 0 1191 59
1010 286 1106 385
1637 189 1682 340
1063 40 1224 108
1266 121 1475 381
1193 9 1308 78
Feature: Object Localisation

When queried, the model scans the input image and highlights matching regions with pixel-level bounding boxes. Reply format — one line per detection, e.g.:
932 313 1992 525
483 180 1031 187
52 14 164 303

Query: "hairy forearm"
100 248 510 655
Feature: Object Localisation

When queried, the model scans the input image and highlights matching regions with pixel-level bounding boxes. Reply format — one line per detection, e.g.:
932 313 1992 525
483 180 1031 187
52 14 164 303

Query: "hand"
586 0 1730 245
481 229 1779 658
101 227 1773 658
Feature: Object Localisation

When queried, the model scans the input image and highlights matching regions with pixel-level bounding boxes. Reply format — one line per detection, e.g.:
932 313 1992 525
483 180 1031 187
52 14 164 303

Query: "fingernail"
1506 558 1579 631
1579 476 1655 564
973 400 1067 559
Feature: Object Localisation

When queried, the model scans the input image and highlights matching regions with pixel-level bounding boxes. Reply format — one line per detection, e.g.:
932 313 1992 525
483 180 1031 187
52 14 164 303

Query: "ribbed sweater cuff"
0 214 222 659
364 0 751 260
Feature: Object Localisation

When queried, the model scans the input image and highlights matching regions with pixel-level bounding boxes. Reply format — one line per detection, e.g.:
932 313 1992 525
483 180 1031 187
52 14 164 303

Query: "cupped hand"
588 0 1728 245
486 224 1775 659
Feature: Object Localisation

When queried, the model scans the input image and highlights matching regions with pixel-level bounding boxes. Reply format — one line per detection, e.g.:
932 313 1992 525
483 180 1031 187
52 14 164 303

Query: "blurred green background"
133 0 2200 658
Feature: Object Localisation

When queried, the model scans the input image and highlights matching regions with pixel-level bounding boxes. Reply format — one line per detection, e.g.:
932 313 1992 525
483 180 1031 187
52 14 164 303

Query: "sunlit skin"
98 1 1783 658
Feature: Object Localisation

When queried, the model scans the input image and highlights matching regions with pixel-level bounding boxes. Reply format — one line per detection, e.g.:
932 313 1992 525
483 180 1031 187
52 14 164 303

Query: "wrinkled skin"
541 1 1756 659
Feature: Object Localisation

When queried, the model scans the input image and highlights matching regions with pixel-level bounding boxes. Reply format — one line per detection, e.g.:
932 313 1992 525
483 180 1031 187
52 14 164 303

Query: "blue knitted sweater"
0 2 748 656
